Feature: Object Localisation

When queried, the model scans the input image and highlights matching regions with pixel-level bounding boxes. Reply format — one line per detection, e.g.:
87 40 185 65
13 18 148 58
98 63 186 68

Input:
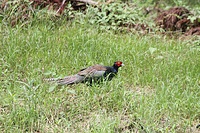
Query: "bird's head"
114 61 124 67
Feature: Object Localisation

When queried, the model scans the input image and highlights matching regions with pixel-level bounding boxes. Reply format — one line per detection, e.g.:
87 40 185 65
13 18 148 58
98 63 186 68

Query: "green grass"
0 21 200 132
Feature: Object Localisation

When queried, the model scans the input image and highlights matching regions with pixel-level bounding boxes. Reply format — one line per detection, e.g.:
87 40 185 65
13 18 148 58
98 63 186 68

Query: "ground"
0 22 199 132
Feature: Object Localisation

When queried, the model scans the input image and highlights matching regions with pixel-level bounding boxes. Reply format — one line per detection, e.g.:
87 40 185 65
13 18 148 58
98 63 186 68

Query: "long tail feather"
44 75 84 85
57 75 80 85
43 78 60 82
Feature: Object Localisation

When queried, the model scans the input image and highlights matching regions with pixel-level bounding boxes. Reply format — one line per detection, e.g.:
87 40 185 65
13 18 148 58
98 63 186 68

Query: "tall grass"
0 16 200 133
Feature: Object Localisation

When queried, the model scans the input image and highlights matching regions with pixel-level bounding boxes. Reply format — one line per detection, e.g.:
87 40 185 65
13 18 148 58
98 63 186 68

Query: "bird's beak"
121 63 125 67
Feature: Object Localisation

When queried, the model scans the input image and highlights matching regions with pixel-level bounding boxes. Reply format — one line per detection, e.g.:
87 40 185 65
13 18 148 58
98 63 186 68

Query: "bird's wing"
78 64 107 77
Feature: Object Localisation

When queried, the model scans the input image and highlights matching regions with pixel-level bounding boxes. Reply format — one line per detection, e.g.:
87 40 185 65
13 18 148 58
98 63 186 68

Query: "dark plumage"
45 61 124 85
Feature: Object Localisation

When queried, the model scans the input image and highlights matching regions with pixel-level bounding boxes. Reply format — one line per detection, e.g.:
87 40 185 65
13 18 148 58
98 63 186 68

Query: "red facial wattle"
115 61 123 67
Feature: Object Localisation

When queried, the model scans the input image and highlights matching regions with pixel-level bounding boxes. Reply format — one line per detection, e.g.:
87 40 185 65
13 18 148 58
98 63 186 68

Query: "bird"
44 61 124 85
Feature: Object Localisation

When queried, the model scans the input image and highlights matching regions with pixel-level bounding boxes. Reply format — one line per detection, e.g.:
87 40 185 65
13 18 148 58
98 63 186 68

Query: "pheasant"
45 61 124 85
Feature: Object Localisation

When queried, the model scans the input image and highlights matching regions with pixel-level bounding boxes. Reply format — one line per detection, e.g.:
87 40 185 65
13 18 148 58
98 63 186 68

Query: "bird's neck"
113 65 119 72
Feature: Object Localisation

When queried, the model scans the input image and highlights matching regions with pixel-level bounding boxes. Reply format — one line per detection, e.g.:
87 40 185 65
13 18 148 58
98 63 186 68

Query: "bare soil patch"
155 7 200 36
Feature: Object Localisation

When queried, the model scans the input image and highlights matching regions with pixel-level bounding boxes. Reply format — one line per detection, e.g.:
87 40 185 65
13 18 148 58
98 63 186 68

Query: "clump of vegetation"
1 0 35 26
86 3 147 30
1 0 200 36
0 0 80 26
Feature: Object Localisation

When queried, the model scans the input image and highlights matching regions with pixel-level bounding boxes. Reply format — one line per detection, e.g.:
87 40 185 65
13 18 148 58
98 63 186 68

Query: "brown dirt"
155 7 191 32
184 27 200 36
155 7 200 36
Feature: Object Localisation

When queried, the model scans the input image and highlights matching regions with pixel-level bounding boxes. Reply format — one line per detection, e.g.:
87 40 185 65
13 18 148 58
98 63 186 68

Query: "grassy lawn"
0 21 200 132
